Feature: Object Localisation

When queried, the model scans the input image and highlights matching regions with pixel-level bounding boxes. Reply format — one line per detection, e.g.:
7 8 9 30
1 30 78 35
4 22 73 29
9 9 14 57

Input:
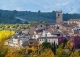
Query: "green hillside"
0 9 80 24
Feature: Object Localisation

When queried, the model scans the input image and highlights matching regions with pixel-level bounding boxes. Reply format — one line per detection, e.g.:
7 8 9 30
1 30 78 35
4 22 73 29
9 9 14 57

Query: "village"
4 11 80 57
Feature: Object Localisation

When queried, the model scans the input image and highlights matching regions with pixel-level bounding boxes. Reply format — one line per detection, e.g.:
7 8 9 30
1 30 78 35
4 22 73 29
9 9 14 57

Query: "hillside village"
4 11 80 57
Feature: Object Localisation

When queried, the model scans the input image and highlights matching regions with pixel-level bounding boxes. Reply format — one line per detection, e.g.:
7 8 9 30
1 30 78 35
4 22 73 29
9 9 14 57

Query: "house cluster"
30 23 66 45
4 11 80 52
29 22 80 48
4 30 30 48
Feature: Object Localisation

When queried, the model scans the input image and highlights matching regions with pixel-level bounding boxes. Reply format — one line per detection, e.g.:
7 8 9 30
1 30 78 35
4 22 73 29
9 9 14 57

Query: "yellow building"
26 39 41 54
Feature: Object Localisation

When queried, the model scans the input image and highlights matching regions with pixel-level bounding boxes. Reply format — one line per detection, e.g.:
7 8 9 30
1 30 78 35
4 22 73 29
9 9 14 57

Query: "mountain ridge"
0 9 80 24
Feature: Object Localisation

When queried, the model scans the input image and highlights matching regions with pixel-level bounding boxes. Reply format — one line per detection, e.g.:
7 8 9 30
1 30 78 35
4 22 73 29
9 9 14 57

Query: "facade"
73 36 80 49
38 36 65 45
64 19 80 27
33 28 44 39
33 29 64 39
67 19 80 24
26 39 41 54
56 11 63 23
4 30 29 48
30 24 46 37
58 37 65 45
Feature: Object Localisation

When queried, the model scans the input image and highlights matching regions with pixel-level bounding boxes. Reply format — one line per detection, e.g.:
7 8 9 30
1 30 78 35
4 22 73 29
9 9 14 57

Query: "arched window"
58 14 60 17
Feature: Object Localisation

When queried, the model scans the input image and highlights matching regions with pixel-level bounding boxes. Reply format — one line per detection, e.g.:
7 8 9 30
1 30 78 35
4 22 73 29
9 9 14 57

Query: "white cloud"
1 4 13 10
15 7 23 11
0 0 80 13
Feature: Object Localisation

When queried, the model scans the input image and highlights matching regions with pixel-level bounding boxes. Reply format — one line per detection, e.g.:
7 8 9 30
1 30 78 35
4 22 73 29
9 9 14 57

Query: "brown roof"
68 19 80 21
62 23 78 27
30 24 37 27
30 23 47 27
46 28 54 34
26 39 39 46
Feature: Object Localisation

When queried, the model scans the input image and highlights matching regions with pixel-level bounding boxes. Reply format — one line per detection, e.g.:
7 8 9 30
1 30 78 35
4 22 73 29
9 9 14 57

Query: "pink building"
58 37 65 45
73 36 80 49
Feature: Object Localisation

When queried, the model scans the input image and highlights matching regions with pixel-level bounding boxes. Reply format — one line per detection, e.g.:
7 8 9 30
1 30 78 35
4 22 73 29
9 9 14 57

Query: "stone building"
30 23 46 38
56 11 63 23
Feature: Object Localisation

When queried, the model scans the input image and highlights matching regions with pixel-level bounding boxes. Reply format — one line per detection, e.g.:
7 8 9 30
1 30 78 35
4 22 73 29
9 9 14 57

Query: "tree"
24 21 28 24
63 38 67 48
70 50 79 57
42 42 52 49
30 51 37 57
0 30 14 41
0 41 8 57
58 43 64 49
64 39 74 51
6 48 25 57
52 41 56 55
26 24 30 29
39 20 46 23
38 10 41 14
30 21 37 24
5 50 13 57
37 49 54 57
56 48 63 57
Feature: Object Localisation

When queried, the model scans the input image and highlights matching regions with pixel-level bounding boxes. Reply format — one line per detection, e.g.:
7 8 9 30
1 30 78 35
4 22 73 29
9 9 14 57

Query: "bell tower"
56 11 63 23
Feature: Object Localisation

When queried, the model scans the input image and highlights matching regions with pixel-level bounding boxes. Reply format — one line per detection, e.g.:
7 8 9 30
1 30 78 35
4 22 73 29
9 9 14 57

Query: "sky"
0 0 80 13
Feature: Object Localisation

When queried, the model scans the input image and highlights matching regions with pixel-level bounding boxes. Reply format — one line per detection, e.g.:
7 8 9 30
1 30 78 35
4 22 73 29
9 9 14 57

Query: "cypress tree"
53 41 56 55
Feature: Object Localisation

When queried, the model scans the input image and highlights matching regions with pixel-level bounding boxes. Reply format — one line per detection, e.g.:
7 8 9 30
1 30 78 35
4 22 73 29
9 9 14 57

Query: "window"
40 25 42 27
29 46 32 48
30 42 33 44
58 14 60 17
40 39 41 41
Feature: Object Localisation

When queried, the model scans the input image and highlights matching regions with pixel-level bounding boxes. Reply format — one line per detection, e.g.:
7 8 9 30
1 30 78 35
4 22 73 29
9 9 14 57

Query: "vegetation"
0 24 30 31
5 48 25 57
0 41 8 57
0 9 80 23
56 48 63 57
70 50 79 57
0 35 26 57
0 30 14 41
30 49 54 57
64 39 74 51
37 49 54 57
42 42 52 49
0 24 80 57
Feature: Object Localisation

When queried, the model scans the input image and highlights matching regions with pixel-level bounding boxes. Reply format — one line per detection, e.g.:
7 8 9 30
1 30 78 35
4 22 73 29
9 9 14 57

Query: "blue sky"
0 0 80 13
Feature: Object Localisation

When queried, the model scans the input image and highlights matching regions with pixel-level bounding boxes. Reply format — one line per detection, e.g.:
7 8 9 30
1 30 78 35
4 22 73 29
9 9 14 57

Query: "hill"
0 9 80 24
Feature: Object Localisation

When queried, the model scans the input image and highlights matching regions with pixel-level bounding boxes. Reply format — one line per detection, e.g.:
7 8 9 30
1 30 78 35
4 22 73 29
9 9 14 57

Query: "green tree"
64 39 74 51
70 50 79 57
37 49 54 57
38 10 41 14
30 21 37 24
52 41 56 55
56 48 63 57
5 50 13 57
0 41 8 57
42 42 52 49
6 48 25 57
59 43 64 49
39 20 46 23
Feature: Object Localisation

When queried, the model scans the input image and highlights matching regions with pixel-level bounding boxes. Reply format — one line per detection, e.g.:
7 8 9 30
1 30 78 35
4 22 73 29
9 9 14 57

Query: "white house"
4 30 30 48
38 36 65 46
38 37 58 45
